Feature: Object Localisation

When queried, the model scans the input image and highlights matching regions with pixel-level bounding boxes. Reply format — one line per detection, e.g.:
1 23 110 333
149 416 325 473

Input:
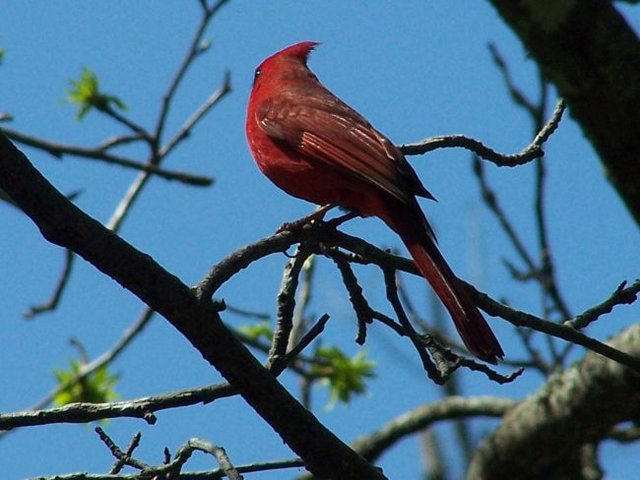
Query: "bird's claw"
276 204 336 233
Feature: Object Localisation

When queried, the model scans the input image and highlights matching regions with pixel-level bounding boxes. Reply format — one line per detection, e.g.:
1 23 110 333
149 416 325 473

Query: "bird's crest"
274 41 320 65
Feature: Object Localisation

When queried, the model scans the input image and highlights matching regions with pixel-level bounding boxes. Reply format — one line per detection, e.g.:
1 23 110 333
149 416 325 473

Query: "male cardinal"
246 41 503 363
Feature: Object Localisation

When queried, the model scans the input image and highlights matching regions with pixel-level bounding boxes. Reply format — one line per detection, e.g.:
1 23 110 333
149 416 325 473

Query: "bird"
245 41 503 363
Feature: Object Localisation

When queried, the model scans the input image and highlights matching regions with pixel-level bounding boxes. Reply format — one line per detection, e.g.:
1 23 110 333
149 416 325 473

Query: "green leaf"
53 360 120 407
311 347 376 406
0 49 5 65
237 321 273 342
66 67 127 120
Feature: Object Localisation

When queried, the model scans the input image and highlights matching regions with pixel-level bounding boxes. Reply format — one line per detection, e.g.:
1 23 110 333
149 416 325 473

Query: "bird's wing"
255 93 433 204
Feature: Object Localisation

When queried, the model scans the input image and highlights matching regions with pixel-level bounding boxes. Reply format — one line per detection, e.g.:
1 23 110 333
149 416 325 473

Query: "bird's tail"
384 204 504 363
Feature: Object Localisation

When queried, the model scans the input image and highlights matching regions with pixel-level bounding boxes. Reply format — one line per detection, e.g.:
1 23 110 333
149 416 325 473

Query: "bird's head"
252 41 320 87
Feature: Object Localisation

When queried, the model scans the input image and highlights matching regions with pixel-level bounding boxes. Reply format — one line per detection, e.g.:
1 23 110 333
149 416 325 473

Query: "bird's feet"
277 204 336 233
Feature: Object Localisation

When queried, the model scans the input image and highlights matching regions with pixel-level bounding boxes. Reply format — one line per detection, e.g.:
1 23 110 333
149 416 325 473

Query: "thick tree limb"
0 132 384 480
467 324 640 480
488 0 640 225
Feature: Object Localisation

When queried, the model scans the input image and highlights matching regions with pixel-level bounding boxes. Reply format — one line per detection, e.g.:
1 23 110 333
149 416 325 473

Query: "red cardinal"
246 41 503 363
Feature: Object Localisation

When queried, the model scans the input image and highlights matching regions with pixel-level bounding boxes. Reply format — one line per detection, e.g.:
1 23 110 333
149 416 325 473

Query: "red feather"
246 42 503 363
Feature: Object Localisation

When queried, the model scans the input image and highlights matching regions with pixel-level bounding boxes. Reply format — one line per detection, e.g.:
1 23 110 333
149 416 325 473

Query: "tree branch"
352 396 516 463
488 0 640 225
468 281 640 372
399 99 565 166
468 324 640 480
2 128 213 186
0 132 385 479
566 279 640 330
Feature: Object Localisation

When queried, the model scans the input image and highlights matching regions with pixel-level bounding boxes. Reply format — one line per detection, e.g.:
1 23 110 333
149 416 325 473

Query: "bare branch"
225 303 271 321
154 0 230 144
24 248 75 318
105 6 229 233
110 432 142 475
468 282 640 372
179 439 243 480
400 99 565 167
327 247 376 345
98 104 150 141
456 358 524 384
194 230 300 299
198 207 639 376
468 325 640 479
32 307 153 412
353 396 516 462
2 128 213 185
96 427 152 471
531 99 567 149
382 268 443 383
472 155 537 274
288 251 317 354
489 0 640 226
0 382 238 430
27 458 306 480
488 42 539 117
0 132 385 479
268 247 313 370
159 70 232 158
96 133 144 150
566 279 640 330
401 134 541 166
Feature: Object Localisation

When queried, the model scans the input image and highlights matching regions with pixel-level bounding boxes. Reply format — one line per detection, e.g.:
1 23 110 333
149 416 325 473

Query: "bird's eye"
253 68 262 85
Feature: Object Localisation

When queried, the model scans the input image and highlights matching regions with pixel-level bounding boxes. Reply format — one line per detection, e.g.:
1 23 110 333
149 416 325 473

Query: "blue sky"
2 2 639 479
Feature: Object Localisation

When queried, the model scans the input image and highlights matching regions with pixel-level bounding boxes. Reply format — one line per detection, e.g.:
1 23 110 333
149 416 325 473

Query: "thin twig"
19 308 154 415
96 133 144 150
529 81 566 366
351 396 517 463
283 314 331 367
110 432 142 475
515 328 552 375
224 303 271 321
326 247 375 345
456 358 525 384
182 439 243 480
566 279 640 330
2 128 213 185
99 104 150 140
530 84 572 325
95 427 151 471
288 253 316 351
268 246 313 370
159 70 232 158
382 268 443 383
154 0 230 143
24 248 75 318
530 98 566 148
107 4 229 232
27 458 305 480
488 42 539 117
489 43 572 354
469 282 640 372
472 155 537 272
